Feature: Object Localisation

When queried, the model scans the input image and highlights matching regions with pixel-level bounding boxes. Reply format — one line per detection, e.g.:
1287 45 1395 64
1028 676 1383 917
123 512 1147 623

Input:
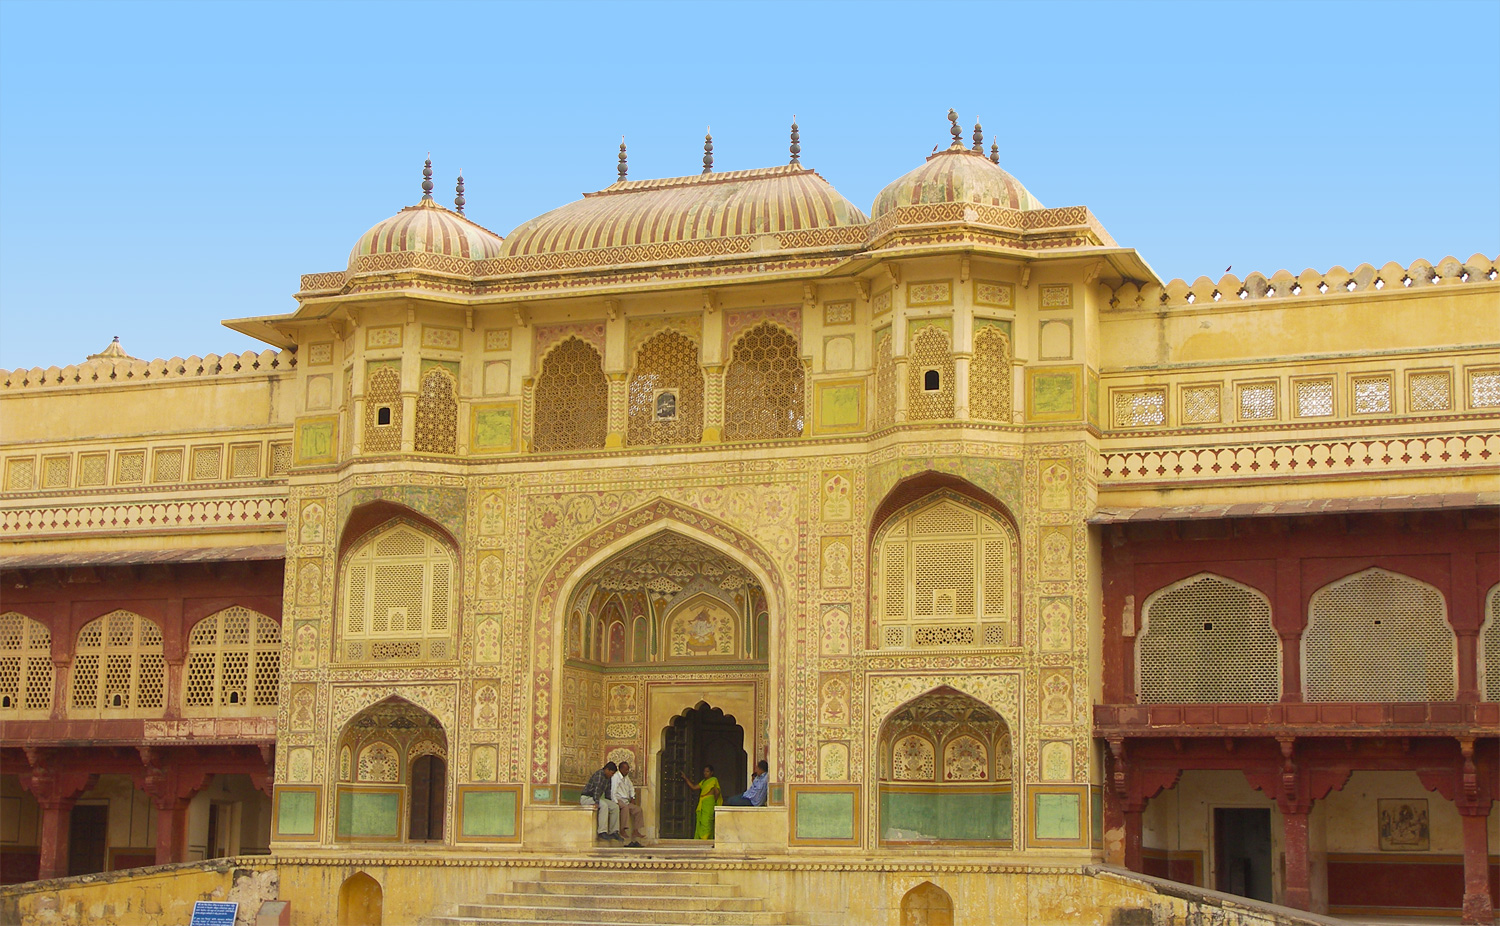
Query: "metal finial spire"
789 116 801 165
454 170 465 214
421 155 434 200
948 109 961 148
990 140 1000 164
618 137 628 182
702 127 714 174
972 120 984 153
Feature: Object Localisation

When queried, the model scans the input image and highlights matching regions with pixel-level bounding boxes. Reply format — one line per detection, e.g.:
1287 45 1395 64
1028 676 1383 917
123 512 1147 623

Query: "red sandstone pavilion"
0 114 1497 925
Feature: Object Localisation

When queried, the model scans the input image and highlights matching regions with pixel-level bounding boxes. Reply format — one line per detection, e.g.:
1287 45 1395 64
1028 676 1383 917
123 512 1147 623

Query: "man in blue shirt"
725 760 769 807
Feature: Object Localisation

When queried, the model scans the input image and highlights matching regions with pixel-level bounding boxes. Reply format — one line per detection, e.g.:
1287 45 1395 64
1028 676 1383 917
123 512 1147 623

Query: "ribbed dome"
872 148 1042 218
499 164 868 258
349 197 505 270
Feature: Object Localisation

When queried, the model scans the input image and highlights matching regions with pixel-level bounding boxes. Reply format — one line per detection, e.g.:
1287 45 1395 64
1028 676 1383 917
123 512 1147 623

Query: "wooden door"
67 804 108 876
408 755 445 841
659 716 694 838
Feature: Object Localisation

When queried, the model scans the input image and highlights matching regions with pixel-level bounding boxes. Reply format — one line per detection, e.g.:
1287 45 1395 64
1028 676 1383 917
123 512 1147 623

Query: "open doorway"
67 804 108 876
657 702 746 838
1214 807 1272 902
407 754 445 841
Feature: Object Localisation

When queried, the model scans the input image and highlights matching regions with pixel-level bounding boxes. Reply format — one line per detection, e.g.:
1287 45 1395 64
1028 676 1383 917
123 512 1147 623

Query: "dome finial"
789 115 801 165
972 119 984 154
421 154 434 200
618 137 628 182
454 170 465 214
948 108 962 148
702 127 714 174
990 139 1000 164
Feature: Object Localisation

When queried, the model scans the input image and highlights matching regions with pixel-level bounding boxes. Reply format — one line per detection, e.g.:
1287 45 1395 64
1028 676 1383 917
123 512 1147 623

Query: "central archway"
657 702 747 838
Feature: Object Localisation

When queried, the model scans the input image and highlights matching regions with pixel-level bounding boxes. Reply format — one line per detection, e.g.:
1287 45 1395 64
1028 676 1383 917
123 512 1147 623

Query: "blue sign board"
189 900 238 926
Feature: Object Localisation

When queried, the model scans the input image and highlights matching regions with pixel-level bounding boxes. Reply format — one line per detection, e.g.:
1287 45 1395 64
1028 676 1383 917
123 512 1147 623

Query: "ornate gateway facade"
2 115 1497 924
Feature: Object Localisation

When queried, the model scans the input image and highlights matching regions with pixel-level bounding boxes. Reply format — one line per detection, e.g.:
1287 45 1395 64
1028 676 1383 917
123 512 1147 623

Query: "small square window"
376 406 393 426
923 369 942 392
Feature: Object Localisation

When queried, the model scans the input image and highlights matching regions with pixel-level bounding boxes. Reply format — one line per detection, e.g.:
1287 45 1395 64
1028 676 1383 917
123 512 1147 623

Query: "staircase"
423 867 789 926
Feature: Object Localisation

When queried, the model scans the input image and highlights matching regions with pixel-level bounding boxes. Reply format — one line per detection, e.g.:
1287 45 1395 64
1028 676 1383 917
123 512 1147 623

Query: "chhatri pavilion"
1 111 1496 925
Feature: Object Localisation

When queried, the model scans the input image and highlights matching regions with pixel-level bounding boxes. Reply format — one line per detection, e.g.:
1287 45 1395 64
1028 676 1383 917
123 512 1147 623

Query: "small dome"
872 147 1042 218
348 197 505 272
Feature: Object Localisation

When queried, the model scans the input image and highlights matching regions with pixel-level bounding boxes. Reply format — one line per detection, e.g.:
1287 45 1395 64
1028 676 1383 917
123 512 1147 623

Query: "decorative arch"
1137 573 1279 703
336 696 449 843
532 498 787 784
337 871 382 926
870 489 1019 649
336 518 458 664
362 365 402 454
1303 568 1456 701
628 328 704 446
664 592 740 660
69 610 165 717
906 325 955 420
900 881 954 926
533 336 608 452
969 324 1013 421
338 500 462 564
183 605 281 715
876 686 1012 845
723 322 804 441
0 611 53 716
1483 584 1500 702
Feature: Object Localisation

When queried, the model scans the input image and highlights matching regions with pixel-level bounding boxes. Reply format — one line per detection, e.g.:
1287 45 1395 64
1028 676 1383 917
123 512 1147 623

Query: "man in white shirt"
613 761 645 847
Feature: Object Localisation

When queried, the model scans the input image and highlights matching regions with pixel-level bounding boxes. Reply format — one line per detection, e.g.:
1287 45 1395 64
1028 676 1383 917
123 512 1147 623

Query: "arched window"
969 325 1012 421
1481 585 1500 702
1304 569 1456 701
413 367 458 455
533 337 608 452
872 329 895 430
628 330 703 446
184 607 281 715
363 365 402 454
70 611 165 716
906 326 955 420
873 492 1017 649
1138 575 1279 703
339 522 457 663
723 323 803 441
0 612 53 716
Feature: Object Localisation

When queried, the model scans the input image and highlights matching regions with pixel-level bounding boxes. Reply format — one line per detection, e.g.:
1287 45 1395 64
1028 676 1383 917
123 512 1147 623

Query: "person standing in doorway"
724 759 769 806
613 761 645 847
680 764 721 839
581 760 620 842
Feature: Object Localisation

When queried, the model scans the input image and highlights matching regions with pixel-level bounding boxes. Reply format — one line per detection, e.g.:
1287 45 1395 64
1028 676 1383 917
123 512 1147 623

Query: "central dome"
499 164 868 259
872 147 1043 218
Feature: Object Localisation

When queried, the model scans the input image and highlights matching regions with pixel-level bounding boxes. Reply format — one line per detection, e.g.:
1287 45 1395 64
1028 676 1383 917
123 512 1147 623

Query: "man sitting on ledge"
724 759 769 807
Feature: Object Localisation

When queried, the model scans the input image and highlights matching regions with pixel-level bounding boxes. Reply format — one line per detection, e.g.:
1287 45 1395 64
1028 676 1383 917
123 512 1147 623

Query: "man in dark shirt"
580 760 621 841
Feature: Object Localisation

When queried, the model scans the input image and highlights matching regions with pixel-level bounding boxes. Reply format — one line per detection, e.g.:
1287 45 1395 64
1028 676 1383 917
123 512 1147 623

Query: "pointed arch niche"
335 697 448 843
1303 568 1455 701
877 686 1012 846
336 519 458 665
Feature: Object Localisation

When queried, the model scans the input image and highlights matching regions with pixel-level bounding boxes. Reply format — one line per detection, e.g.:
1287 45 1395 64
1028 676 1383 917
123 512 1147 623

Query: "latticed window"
70 611 165 716
183 607 281 715
363 366 403 453
1137 575 1279 702
1304 569 1456 701
872 331 895 430
723 323 804 441
906 327 955 420
969 326 1012 422
0 612 53 716
414 368 459 454
340 522 456 663
874 494 1015 648
628 330 703 446
533 337 608 452
1481 586 1500 702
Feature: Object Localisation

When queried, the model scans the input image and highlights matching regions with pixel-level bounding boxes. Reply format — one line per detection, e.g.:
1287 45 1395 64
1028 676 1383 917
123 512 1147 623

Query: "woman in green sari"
680 764 721 839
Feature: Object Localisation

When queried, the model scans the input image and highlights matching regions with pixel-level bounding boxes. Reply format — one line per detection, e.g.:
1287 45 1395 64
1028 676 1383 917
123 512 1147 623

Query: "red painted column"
1123 805 1144 873
1452 553 1480 701
1460 811 1494 924
36 798 75 880
1280 809 1312 911
1275 557 1302 700
152 798 191 866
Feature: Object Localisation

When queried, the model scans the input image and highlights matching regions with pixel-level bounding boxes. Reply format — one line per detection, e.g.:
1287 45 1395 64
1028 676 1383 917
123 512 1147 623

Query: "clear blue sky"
1 1 1496 370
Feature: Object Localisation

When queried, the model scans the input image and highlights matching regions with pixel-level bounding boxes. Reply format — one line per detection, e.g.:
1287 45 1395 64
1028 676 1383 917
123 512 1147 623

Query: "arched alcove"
1138 574 1279 703
878 687 1012 846
1303 568 1455 701
900 881 954 926
335 697 448 843
656 701 745 839
338 872 382 926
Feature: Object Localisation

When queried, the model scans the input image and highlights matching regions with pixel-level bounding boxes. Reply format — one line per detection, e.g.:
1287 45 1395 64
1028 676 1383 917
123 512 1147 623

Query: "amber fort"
0 111 1496 925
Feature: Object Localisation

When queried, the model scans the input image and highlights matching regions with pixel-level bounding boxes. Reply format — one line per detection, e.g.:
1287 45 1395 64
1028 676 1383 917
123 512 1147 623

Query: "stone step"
426 907 785 926
538 868 720 884
477 893 761 913
509 880 743 899
426 920 809 926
